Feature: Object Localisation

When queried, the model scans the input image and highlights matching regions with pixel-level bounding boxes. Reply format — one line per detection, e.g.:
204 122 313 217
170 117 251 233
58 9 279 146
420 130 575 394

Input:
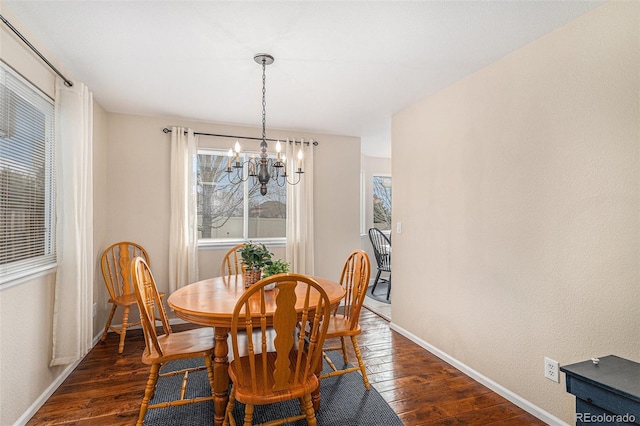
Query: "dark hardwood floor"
27 309 546 425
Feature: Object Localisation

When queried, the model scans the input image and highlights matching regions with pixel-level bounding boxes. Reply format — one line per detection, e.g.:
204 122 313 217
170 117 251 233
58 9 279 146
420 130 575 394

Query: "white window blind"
0 61 56 284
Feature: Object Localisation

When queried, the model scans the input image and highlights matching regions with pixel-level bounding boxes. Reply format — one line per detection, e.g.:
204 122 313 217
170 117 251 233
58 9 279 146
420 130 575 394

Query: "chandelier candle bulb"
234 141 241 166
221 53 309 195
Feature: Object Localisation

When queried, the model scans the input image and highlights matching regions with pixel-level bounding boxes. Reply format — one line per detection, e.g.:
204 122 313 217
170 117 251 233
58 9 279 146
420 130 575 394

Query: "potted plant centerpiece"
261 259 291 290
238 242 273 287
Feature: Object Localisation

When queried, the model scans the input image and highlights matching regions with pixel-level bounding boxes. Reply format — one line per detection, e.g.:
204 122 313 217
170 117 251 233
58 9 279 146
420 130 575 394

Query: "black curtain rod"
162 127 319 146
0 14 73 87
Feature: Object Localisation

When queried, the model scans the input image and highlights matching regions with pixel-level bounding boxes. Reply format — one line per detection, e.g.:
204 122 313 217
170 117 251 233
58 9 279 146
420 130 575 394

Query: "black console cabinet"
560 355 640 425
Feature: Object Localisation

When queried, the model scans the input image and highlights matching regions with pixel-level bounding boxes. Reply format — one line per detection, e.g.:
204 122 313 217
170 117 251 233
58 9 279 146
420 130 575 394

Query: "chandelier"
225 53 305 196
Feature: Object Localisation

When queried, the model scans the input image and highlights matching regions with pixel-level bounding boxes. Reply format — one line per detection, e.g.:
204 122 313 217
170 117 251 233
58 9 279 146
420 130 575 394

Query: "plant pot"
243 269 262 288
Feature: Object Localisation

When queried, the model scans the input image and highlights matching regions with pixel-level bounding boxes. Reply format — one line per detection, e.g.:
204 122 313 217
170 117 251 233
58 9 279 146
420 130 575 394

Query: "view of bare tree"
197 153 286 239
373 176 392 230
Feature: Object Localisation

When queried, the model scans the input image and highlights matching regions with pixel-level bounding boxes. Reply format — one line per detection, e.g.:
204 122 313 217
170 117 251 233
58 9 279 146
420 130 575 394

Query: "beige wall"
0 9 62 425
391 2 639 424
105 113 362 316
92 102 110 339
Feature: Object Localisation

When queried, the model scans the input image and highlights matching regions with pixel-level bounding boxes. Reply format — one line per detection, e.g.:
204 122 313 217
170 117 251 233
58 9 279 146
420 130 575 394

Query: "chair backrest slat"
230 273 331 394
368 228 391 271
101 241 150 299
337 250 371 330
221 243 247 276
132 257 171 358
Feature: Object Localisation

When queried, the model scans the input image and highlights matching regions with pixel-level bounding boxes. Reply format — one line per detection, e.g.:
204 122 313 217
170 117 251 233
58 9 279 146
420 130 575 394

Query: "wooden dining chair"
131 256 216 426
223 273 332 426
320 249 372 390
221 243 247 276
100 241 165 353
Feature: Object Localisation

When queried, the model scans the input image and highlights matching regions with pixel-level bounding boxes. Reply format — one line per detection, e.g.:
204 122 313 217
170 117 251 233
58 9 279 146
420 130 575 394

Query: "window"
0 61 56 283
197 149 286 244
373 175 391 231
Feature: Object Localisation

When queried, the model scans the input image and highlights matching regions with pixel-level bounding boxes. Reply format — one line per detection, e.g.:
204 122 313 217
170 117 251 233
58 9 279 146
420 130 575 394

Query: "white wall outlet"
92 303 97 318
544 357 560 383
396 221 402 234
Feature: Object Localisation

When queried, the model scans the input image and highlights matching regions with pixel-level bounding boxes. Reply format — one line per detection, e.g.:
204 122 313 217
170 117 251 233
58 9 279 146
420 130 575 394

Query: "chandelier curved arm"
219 53 310 196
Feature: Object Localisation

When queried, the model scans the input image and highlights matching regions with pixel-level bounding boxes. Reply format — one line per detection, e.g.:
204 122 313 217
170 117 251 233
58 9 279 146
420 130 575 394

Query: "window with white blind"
0 61 56 285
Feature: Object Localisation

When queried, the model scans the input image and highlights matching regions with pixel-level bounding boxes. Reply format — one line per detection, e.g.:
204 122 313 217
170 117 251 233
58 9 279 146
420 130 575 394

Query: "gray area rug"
367 282 391 304
144 351 403 425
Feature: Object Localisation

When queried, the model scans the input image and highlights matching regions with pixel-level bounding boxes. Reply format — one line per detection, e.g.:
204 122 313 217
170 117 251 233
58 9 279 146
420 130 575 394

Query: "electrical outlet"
92 303 97 318
544 357 559 383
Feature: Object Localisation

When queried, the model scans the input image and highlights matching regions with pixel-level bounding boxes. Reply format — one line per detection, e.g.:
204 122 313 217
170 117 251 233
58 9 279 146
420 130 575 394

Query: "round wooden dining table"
167 274 345 426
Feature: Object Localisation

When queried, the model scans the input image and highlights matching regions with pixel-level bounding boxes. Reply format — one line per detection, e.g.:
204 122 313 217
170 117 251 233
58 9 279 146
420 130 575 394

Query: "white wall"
391 2 639 424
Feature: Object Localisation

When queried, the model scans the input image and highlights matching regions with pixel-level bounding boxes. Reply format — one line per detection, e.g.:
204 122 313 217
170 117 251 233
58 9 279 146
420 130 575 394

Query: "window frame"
196 148 286 249
372 174 392 232
0 60 57 289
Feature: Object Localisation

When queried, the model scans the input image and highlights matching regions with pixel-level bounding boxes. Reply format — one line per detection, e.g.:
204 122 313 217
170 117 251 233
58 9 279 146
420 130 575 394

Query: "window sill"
198 238 286 251
0 264 57 291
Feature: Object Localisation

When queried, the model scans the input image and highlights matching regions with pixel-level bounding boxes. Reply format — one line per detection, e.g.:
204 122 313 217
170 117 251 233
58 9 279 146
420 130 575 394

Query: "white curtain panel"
51 80 94 366
286 141 314 275
169 127 198 293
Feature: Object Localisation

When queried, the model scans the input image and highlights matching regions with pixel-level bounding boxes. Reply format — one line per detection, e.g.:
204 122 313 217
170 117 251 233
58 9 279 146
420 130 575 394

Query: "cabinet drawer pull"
586 397 593 403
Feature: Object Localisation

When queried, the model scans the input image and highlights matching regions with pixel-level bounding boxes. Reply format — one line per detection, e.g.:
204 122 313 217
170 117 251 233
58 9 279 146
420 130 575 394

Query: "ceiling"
2 1 603 158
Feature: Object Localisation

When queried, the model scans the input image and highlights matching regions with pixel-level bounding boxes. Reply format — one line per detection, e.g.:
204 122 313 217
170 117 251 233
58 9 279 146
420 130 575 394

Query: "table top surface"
167 274 345 327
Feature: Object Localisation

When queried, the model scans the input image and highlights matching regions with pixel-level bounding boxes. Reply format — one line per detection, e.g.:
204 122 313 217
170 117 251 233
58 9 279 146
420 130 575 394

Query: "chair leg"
243 403 254 426
204 355 215 398
101 304 117 342
223 386 236 426
118 306 130 353
340 337 348 364
371 270 382 293
351 336 370 390
301 394 317 426
386 274 392 300
137 363 160 426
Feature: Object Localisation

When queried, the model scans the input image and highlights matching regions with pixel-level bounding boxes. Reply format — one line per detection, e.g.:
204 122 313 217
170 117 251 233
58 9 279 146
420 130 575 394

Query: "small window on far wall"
197 149 287 242
0 61 56 284
373 176 391 231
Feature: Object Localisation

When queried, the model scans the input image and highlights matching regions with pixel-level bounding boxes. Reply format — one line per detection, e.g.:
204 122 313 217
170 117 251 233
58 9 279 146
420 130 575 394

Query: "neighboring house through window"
197 148 286 246
0 61 56 285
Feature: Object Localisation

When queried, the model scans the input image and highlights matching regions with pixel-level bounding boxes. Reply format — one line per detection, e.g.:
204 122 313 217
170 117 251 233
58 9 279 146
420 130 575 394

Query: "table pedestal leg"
213 327 230 426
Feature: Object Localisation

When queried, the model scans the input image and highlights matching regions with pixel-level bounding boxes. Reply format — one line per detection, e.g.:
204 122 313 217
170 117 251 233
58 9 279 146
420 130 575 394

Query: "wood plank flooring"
27 309 546 425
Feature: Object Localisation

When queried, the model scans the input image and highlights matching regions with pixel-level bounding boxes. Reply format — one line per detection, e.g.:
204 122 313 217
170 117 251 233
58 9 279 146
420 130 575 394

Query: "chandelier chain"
261 59 267 143
223 53 304 196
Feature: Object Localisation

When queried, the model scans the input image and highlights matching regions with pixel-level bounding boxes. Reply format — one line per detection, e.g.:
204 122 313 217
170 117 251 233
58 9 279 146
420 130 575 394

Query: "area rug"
144 351 403 425
367 281 391 304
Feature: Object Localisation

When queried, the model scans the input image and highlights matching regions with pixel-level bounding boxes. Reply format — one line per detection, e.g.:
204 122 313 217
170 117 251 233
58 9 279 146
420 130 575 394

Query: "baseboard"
16 319 190 425
388 322 569 426
14 337 95 426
